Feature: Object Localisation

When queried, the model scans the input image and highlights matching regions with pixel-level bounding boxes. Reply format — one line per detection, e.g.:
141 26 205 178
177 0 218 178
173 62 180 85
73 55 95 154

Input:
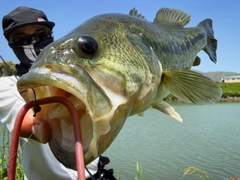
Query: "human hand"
20 110 51 143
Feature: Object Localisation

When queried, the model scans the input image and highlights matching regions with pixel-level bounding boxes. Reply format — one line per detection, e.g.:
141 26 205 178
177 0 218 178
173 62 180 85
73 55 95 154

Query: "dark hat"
2 6 55 40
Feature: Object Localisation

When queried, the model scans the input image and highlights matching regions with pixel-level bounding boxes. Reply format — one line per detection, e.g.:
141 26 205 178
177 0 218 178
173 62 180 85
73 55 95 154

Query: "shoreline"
165 96 240 102
218 96 240 102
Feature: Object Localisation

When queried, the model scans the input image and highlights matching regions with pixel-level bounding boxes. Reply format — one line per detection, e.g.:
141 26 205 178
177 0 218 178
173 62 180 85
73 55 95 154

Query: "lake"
1 102 239 179
103 102 240 180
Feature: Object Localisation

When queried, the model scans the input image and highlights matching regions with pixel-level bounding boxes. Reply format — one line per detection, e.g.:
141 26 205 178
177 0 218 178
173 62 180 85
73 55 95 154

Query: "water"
103 102 240 180
1 102 239 179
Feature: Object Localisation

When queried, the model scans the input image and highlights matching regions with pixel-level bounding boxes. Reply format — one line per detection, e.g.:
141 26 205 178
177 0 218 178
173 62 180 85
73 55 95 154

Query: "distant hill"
201 71 240 82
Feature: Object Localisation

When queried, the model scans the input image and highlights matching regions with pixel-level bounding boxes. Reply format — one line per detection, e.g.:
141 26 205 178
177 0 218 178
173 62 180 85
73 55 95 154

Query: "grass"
0 126 10 179
0 125 24 180
218 82 240 98
183 167 209 180
135 161 142 180
183 167 240 180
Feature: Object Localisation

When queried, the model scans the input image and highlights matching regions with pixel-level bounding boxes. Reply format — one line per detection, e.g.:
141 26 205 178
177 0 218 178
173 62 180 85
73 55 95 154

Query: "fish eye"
76 36 98 55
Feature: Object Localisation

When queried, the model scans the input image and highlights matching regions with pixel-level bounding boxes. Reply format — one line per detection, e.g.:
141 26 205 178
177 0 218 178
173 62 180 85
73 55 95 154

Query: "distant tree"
0 61 16 77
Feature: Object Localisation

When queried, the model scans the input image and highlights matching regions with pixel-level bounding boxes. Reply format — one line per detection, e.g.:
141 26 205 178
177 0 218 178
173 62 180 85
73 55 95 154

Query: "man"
1 6 99 180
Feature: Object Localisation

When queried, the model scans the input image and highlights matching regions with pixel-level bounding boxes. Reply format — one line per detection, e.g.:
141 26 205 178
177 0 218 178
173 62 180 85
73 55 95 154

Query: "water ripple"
104 102 240 179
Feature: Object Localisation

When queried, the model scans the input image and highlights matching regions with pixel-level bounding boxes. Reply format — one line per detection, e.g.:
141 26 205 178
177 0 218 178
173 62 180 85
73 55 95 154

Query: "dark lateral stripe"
190 33 205 46
159 33 205 55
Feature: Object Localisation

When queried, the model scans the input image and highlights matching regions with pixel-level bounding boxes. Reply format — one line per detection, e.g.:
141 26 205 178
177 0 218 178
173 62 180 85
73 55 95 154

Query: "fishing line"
8 132 35 161
30 88 42 117
85 166 97 180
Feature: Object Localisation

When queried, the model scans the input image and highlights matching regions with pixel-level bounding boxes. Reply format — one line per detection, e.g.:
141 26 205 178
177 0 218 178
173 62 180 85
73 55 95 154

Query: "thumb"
32 118 51 144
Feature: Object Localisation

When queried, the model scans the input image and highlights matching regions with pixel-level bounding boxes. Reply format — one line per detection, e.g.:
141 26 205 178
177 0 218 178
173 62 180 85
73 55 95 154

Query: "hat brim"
4 21 55 40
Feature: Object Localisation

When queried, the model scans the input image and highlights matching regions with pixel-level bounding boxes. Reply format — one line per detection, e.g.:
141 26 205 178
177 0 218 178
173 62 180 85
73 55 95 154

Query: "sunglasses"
10 29 53 45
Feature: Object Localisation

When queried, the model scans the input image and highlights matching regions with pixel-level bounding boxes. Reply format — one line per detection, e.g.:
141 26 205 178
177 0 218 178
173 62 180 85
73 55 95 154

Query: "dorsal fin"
154 8 191 27
129 8 146 19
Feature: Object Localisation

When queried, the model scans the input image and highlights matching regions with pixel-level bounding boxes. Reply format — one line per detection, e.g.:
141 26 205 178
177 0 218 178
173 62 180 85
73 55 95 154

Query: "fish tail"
197 19 218 63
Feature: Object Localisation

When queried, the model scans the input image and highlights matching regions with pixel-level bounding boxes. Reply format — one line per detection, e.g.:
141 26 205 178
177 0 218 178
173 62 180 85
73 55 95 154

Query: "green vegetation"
0 61 16 76
0 126 24 180
0 126 10 179
183 167 209 180
135 161 142 180
183 166 240 180
218 82 240 98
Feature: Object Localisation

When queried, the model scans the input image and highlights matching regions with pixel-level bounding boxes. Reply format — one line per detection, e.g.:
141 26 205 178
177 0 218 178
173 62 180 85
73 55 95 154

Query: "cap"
2 6 55 40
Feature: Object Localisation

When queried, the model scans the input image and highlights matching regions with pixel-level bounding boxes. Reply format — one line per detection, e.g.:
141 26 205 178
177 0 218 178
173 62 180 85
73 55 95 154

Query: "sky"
0 0 239 73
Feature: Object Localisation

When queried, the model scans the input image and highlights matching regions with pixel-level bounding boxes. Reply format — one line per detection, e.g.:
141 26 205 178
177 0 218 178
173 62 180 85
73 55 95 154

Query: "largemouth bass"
17 8 221 169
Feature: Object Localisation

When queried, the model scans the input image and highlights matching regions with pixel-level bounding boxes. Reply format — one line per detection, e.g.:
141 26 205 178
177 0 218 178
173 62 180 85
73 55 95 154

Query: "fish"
17 7 222 170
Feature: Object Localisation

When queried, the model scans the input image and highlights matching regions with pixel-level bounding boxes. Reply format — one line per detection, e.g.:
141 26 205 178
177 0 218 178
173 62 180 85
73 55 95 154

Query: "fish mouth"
17 65 127 169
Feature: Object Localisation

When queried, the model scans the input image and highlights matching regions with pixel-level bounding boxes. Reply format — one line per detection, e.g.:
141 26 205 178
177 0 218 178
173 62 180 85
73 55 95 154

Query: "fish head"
17 14 162 169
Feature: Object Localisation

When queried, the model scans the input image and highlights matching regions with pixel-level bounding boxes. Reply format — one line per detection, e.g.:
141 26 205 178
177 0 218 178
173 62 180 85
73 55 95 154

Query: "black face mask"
9 37 54 76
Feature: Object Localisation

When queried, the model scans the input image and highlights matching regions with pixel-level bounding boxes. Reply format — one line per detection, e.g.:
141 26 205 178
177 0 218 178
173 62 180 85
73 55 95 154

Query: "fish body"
17 8 221 169
77 8 217 70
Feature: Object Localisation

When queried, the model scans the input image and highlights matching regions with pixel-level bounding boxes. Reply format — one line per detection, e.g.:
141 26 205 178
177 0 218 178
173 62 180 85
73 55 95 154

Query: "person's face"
8 24 52 45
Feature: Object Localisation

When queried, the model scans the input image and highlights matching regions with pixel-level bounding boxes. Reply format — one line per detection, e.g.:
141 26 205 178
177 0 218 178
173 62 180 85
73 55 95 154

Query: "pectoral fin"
193 56 201 66
153 101 182 122
161 70 222 104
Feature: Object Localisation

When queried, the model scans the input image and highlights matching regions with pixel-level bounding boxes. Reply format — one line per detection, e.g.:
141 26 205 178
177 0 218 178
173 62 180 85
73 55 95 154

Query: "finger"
32 118 51 143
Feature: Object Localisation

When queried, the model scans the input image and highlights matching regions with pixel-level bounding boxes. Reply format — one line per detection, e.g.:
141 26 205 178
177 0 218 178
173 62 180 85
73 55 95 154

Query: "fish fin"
193 56 201 66
154 8 191 27
153 101 182 122
197 19 217 63
129 8 146 19
161 70 222 104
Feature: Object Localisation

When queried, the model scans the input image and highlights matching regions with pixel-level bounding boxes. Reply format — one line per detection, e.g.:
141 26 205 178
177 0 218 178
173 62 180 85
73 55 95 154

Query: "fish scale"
17 7 221 169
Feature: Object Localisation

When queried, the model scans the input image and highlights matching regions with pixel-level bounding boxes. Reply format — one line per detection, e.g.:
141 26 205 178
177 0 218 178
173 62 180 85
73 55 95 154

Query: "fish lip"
17 69 89 123
17 68 86 101
18 65 114 120
17 65 108 126
18 68 92 142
